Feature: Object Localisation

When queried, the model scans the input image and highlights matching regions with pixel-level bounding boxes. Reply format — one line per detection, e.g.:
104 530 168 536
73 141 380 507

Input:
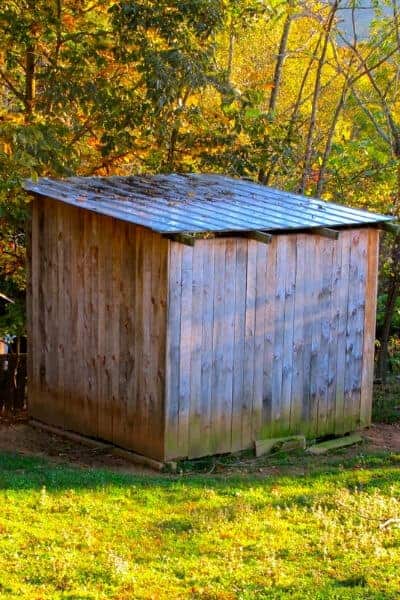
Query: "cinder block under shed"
24 174 392 462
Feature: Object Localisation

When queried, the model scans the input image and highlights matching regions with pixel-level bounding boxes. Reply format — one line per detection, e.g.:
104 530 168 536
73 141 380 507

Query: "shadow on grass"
0 449 399 502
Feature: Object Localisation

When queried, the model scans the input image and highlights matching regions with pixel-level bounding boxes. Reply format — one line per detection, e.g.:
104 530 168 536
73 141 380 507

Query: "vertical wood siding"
165 229 379 460
29 198 168 460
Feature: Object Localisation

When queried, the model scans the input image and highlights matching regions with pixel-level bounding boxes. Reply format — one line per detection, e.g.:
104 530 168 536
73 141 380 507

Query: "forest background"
1 0 400 382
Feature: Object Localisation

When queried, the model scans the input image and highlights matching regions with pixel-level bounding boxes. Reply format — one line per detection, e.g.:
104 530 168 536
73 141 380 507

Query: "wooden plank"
30 419 166 471
252 240 267 440
127 225 140 451
325 232 343 435
300 235 315 433
148 231 167 459
242 239 257 448
280 235 297 436
313 227 339 240
334 231 352 434
231 240 247 451
26 201 33 408
360 229 380 427
59 204 72 428
56 203 66 428
261 237 277 439
221 238 237 452
210 239 227 454
308 235 321 437
81 210 90 435
244 231 273 244
290 234 306 434
307 433 362 454
67 206 86 431
97 215 114 442
271 236 287 437
135 226 150 454
316 237 334 437
199 240 215 457
81 211 98 437
44 200 62 426
116 223 135 448
255 435 306 457
90 211 100 438
110 218 122 446
188 241 205 458
177 244 193 458
164 242 183 460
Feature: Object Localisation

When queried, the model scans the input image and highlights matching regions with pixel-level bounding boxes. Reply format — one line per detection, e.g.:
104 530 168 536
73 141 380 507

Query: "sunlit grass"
0 452 399 599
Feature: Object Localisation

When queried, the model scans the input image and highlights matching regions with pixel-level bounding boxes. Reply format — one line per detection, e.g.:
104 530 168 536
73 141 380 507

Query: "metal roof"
24 173 393 234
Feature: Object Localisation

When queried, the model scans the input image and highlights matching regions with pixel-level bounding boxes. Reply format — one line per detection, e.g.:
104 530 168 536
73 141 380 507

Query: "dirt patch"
0 421 155 475
0 420 400 476
363 422 400 452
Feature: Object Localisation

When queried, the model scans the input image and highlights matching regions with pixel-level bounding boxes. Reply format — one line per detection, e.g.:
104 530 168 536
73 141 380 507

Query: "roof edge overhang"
23 176 396 239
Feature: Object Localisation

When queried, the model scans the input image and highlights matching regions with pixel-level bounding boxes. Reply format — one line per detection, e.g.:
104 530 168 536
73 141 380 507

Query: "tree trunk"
262 31 323 186
258 9 293 184
166 125 179 171
377 156 400 381
24 40 35 122
227 20 235 84
268 11 292 115
316 67 352 196
299 0 339 194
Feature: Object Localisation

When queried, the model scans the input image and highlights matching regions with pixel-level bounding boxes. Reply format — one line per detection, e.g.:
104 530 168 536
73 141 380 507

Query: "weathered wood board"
165 228 378 460
29 197 168 460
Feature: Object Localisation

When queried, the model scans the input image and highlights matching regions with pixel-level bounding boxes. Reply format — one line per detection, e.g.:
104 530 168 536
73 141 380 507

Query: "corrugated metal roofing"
24 173 393 234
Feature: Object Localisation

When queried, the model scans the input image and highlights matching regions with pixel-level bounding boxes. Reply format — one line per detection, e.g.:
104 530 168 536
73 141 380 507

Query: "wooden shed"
24 174 392 462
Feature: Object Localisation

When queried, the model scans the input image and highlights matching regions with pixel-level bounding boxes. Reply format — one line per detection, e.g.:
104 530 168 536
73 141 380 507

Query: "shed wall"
29 197 168 460
165 229 379 460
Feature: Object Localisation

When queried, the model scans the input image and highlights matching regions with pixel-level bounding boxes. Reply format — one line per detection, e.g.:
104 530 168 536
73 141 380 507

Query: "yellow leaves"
0 112 24 124
335 117 352 142
0 140 11 155
62 14 77 32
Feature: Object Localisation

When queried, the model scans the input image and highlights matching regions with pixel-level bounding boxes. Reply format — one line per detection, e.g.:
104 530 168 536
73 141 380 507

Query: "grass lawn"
0 449 400 599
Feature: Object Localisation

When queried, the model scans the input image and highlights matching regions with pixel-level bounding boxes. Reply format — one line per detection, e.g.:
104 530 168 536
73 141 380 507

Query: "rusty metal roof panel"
23 173 393 234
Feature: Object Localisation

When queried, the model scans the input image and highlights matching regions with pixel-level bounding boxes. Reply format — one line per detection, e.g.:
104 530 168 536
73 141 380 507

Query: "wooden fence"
0 354 27 413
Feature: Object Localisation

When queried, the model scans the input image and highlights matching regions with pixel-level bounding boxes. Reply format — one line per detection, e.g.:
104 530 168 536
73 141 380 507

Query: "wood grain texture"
291 234 306 433
29 199 168 460
165 228 376 459
316 237 334 437
271 236 288 436
199 241 215 456
231 240 247 451
188 240 205 458
261 237 277 439
334 231 352 434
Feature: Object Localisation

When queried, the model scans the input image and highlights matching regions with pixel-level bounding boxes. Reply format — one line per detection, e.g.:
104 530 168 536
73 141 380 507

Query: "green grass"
0 451 400 599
